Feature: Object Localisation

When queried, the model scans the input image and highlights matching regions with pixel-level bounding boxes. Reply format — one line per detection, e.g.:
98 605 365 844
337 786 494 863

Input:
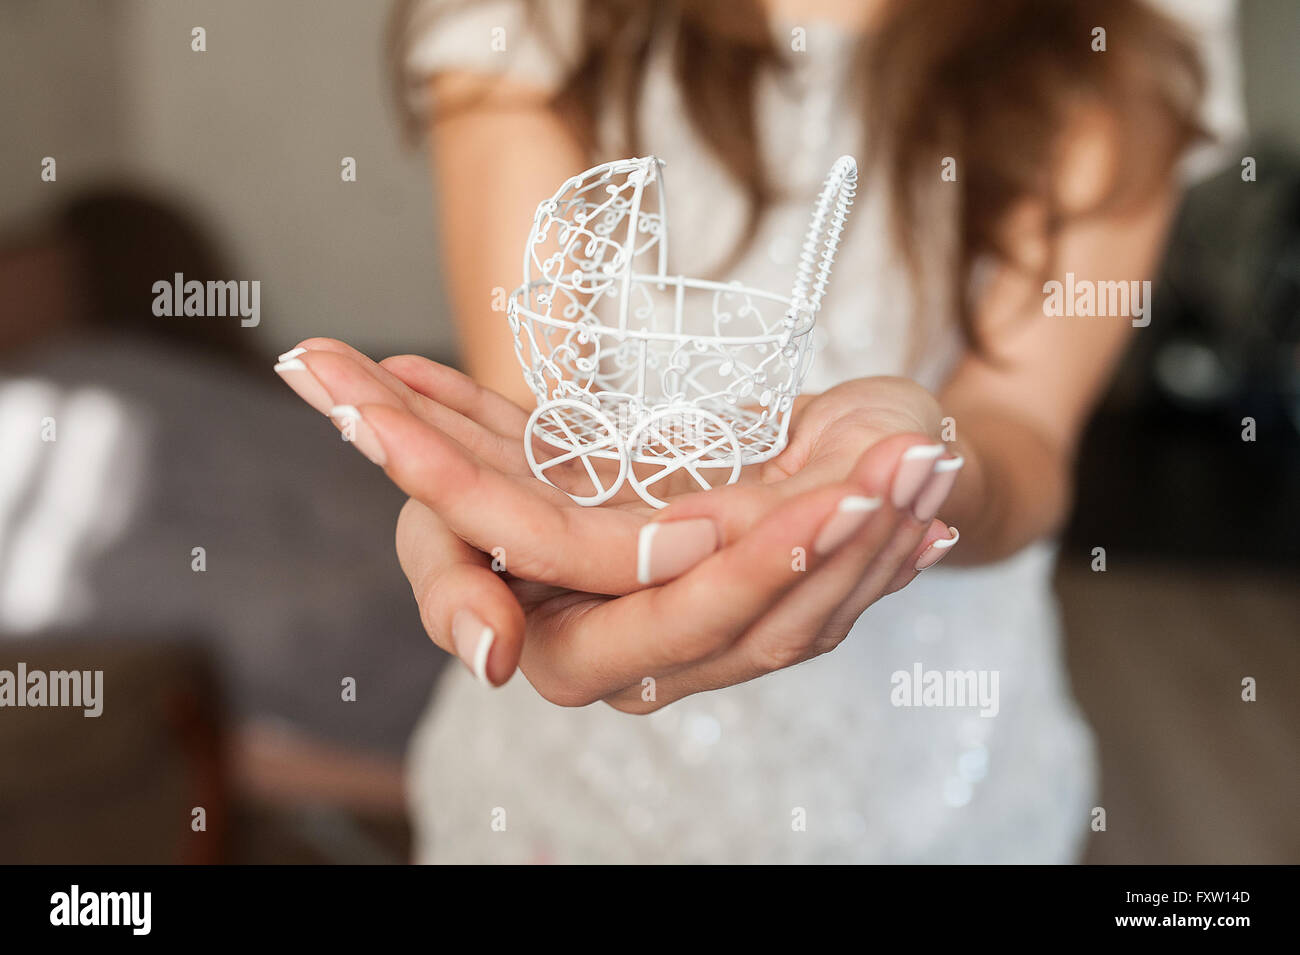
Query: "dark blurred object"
54 185 260 365
0 641 413 864
0 639 229 864
1066 143 1300 563
1146 142 1300 416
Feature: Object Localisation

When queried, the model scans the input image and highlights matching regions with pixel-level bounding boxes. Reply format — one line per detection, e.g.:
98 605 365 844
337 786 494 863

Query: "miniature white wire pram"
507 154 858 508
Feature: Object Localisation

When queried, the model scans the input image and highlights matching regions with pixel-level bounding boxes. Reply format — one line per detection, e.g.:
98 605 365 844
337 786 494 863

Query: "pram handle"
789 155 858 320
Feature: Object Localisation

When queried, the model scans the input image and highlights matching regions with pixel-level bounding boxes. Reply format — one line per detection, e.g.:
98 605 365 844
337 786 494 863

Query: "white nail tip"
278 347 307 362
902 444 945 461
273 358 306 373
329 404 361 420
471 625 495 686
839 495 882 512
931 527 960 549
934 455 965 473
636 523 660 585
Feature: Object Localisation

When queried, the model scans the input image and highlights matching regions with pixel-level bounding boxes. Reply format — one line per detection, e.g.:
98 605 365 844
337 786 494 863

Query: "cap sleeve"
403 0 582 112
1146 0 1248 180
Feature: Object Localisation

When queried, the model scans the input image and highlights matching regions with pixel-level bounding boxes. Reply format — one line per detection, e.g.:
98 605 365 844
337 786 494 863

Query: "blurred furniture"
0 637 414 864
0 639 227 864
1066 144 1300 562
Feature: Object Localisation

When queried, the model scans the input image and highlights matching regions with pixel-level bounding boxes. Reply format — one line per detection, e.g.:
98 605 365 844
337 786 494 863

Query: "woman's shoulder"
403 0 583 96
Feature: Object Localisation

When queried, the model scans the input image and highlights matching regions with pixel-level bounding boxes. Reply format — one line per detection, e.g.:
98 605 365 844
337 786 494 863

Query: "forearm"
940 404 1073 565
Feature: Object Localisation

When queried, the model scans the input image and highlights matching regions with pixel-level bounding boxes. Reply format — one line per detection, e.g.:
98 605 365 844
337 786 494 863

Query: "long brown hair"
389 0 1205 352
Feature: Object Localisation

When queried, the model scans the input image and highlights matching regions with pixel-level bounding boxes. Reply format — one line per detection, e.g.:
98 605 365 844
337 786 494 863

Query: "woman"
277 0 1217 861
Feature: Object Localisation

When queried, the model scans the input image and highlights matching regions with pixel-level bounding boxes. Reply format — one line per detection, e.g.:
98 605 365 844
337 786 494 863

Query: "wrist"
938 412 1070 564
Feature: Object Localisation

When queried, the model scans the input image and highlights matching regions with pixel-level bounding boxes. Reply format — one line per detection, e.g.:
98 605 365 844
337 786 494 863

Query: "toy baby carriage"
507 154 858 508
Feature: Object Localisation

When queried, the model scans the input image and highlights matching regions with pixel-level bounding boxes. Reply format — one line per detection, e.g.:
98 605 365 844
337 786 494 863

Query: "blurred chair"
0 639 227 864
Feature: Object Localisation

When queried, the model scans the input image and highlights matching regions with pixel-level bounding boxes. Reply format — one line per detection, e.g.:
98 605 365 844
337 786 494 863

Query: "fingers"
379 353 529 439
277 338 425 411
279 342 964 604
881 523 960 595
354 400 655 593
737 441 966 673
309 388 876 597
277 342 655 593
521 478 882 704
634 482 785 576
395 498 524 686
286 337 530 441
865 442 964 595
362 401 837 596
602 437 966 711
279 351 719 595
277 343 526 475
626 464 880 586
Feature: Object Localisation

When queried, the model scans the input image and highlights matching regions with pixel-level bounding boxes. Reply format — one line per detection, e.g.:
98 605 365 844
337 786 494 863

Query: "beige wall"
115 0 451 357
2 0 452 359
1239 0 1300 150
0 3 132 227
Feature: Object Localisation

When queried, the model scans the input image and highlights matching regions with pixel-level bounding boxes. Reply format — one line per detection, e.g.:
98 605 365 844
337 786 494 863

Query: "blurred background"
0 0 1296 863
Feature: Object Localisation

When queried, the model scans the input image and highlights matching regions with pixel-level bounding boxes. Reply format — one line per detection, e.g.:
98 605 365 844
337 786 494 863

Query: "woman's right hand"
276 338 962 711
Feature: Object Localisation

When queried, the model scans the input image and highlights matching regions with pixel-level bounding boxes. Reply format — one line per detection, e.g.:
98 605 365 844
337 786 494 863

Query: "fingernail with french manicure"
916 526 959 571
451 609 496 686
891 443 944 510
637 517 719 585
912 454 964 522
274 355 333 414
814 495 882 555
328 405 387 466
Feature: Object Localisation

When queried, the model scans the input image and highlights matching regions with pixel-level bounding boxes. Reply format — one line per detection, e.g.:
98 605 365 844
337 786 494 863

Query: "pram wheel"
524 399 628 506
627 406 743 509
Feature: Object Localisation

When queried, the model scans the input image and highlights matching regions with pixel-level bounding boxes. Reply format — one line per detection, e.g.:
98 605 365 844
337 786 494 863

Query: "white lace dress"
401 0 1241 863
